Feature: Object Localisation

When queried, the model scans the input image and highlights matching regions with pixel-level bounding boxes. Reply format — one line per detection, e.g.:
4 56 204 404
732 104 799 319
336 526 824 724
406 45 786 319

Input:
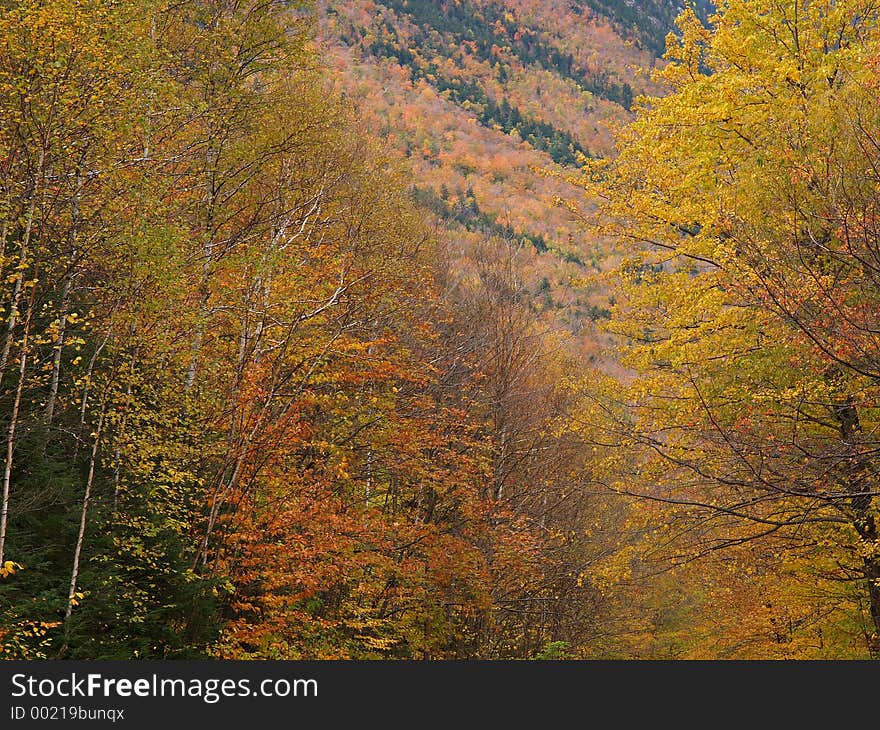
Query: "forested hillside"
319 0 659 345
2 0 880 661
0 0 621 660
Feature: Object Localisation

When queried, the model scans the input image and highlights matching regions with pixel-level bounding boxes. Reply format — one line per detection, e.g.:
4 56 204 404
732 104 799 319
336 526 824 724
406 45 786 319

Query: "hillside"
318 0 672 345
7 0 879 667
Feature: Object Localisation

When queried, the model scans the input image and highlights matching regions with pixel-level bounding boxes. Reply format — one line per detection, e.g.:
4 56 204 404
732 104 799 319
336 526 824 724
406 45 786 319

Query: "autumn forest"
1 0 879 661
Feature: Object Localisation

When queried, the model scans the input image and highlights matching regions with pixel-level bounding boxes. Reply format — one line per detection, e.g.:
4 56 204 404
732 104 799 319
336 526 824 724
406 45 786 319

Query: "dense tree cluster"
578 0 714 54
356 17 593 165
0 0 606 660
580 0 880 657
411 185 549 253
374 0 635 108
5 0 880 661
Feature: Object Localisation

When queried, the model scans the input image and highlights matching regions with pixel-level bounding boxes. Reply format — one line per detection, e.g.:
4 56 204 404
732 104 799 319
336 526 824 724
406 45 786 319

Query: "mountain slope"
319 0 676 346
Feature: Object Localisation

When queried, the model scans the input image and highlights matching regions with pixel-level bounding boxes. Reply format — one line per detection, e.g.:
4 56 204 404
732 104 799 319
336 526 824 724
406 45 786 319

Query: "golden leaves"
0 561 22 578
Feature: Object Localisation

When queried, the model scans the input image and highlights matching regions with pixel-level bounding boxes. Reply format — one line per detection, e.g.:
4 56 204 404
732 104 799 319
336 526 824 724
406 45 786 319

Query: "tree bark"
0 150 44 391
63 405 105 650
834 396 880 656
0 272 37 566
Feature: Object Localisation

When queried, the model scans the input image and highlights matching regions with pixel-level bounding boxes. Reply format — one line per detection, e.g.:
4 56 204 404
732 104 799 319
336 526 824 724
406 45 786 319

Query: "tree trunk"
45 274 72 424
0 274 37 566
0 149 45 386
62 406 105 651
46 161 84 424
834 396 880 656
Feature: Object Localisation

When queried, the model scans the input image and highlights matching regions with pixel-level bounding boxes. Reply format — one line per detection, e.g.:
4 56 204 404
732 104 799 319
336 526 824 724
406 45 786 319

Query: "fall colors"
0 0 878 660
